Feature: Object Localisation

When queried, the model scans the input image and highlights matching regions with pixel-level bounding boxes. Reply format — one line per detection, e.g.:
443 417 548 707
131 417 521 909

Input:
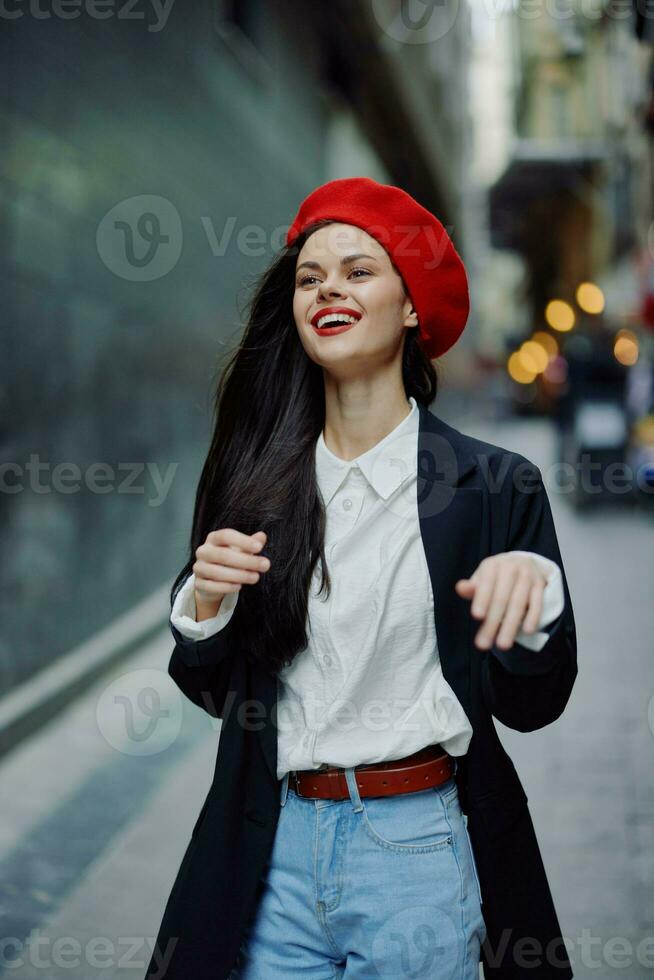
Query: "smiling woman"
294 228 416 359
147 177 577 980
163 189 448 681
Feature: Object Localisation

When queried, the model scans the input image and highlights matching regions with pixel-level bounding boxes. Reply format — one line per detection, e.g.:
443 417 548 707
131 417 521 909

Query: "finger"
200 530 270 573
208 528 267 554
455 578 475 594
521 578 545 634
194 559 264 587
475 564 517 648
494 571 533 649
469 562 496 620
199 543 271 574
195 579 242 600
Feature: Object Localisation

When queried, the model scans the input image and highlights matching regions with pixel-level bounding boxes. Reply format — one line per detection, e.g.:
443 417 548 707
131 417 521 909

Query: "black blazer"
145 400 578 980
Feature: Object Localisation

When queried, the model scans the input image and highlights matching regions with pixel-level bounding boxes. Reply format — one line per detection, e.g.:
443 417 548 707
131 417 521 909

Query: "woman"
146 177 577 980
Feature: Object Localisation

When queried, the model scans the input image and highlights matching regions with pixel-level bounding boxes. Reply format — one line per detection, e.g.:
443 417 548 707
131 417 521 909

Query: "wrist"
194 592 223 622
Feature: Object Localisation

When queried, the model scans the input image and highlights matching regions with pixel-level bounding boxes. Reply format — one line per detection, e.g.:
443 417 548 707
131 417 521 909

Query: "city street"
468 414 654 978
4 4 654 978
1 416 653 980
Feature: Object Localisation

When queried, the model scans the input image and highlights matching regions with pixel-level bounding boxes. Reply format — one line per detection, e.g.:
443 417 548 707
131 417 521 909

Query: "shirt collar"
315 396 419 505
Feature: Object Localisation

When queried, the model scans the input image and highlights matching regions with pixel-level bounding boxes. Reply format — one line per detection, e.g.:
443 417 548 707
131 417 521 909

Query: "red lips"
310 306 362 327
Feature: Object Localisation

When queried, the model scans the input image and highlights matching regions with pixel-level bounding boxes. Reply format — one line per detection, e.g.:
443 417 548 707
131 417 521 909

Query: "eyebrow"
296 253 380 274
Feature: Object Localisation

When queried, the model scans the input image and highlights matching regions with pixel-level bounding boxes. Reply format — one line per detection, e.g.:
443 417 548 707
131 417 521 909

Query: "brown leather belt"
289 743 454 800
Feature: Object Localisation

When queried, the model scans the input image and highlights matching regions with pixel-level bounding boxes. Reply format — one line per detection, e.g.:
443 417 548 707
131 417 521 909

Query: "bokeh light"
545 299 576 332
532 331 559 358
507 351 537 383
576 282 605 314
613 328 639 365
519 340 549 374
543 355 568 383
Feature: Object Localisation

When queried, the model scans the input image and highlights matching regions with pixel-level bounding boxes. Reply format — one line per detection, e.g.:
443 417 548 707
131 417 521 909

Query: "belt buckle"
291 771 302 797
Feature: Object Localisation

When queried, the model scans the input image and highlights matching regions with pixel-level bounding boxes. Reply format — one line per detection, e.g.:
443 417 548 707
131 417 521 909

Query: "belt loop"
343 766 364 813
280 771 290 807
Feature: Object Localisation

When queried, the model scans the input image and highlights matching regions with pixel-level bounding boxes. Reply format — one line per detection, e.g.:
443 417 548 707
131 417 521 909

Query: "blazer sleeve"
504 550 564 651
167 585 240 719
481 459 578 732
170 572 240 641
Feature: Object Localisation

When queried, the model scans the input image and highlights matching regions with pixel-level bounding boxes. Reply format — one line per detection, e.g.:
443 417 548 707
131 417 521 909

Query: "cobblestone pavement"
0 414 652 979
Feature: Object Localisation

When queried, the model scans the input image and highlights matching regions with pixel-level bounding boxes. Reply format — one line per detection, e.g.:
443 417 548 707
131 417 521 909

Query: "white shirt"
172 397 564 779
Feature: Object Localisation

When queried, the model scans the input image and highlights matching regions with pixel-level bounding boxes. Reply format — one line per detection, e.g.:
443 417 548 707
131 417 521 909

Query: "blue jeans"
232 761 486 978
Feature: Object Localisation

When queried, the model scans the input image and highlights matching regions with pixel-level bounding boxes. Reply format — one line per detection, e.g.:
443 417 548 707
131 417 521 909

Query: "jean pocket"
438 775 459 808
361 785 454 853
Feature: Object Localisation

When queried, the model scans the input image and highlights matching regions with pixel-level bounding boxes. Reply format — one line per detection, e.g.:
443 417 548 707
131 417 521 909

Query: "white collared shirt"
172 397 564 778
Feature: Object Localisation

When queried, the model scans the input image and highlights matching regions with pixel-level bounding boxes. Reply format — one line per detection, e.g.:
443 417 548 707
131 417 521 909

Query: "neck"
321 376 412 461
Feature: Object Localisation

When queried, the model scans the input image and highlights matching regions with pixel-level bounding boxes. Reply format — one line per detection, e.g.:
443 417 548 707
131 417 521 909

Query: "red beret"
286 176 469 359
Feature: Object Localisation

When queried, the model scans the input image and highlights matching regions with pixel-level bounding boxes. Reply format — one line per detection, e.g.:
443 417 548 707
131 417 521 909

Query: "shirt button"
323 654 332 666
343 498 352 510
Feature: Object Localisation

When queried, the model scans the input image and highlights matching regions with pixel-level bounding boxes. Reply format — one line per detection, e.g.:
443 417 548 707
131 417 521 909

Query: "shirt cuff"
504 550 565 652
170 572 240 641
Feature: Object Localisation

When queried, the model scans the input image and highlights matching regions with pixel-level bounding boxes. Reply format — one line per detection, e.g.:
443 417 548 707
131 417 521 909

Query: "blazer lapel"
416 401 482 723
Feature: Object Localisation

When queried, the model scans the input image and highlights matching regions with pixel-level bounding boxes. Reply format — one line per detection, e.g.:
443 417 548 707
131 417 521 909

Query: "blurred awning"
489 139 609 252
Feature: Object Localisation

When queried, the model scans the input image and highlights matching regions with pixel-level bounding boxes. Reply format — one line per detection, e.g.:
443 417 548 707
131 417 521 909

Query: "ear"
403 304 419 328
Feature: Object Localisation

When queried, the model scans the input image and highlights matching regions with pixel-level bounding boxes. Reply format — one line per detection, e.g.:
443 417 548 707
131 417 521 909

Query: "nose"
318 275 346 299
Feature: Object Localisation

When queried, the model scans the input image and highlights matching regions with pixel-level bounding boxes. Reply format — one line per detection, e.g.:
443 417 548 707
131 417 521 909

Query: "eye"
296 268 372 287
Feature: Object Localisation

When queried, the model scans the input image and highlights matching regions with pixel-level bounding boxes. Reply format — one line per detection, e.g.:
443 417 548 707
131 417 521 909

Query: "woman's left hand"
455 553 550 651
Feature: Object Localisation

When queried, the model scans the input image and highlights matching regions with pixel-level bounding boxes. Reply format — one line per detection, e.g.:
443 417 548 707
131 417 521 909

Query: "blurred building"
469 0 654 409
1 0 473 697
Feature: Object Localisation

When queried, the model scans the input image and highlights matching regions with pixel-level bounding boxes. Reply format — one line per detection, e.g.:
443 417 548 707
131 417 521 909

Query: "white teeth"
315 313 359 329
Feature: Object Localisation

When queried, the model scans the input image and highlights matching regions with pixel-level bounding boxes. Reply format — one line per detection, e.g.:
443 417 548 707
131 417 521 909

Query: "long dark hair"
171 219 439 676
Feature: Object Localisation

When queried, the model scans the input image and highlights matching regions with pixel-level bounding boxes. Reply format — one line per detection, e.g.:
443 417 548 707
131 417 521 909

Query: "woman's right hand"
193 528 270 622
